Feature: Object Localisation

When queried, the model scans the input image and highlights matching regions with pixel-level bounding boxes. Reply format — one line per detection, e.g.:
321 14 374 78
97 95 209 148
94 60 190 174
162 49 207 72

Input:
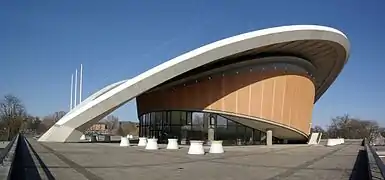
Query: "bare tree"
311 125 325 133
27 116 42 134
326 114 380 142
46 111 66 122
121 122 139 136
0 94 27 140
41 111 67 133
105 115 119 133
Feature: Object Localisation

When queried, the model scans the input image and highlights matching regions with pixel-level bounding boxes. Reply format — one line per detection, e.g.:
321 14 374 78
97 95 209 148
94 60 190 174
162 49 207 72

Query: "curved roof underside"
39 25 350 142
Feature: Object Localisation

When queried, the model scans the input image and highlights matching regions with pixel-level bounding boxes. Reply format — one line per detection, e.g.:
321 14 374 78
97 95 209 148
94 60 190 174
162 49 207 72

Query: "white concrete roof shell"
39 25 350 142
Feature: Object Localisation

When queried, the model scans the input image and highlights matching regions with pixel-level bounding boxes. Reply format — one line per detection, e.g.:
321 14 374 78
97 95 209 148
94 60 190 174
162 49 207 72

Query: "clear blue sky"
1 0 384 128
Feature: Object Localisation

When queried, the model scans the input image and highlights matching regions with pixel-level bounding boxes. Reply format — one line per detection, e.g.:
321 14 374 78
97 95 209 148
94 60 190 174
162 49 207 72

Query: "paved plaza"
19 138 365 180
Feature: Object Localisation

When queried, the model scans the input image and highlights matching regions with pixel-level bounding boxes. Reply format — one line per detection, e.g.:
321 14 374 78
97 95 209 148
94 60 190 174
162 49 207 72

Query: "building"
38 25 350 143
86 122 108 134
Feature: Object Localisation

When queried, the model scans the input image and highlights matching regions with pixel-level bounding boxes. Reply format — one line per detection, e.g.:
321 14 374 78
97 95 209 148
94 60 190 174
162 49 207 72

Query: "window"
192 112 204 126
155 112 162 125
162 112 169 126
245 127 253 144
227 119 236 126
186 112 192 125
181 112 187 125
171 111 181 125
144 114 149 126
150 112 156 126
138 111 277 145
236 124 245 139
217 115 227 127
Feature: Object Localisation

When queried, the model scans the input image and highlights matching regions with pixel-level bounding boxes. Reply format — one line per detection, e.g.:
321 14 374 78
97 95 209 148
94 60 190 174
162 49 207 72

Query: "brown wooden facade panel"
137 72 315 135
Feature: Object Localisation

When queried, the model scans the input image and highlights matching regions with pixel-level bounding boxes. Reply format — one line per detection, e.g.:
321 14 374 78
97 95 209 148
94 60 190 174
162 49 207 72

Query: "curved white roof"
39 25 350 142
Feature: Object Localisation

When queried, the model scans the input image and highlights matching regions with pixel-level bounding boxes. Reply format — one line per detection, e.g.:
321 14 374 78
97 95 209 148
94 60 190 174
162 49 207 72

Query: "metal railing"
0 134 20 179
364 138 385 180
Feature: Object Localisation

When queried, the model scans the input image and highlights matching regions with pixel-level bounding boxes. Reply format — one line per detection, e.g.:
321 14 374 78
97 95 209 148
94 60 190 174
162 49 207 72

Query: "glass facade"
139 111 281 145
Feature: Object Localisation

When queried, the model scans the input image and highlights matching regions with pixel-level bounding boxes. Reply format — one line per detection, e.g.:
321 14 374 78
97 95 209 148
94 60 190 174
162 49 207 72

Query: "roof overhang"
39 25 350 142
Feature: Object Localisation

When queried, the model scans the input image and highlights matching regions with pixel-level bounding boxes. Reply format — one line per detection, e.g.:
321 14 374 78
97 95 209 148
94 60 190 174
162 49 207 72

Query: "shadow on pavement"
349 150 369 180
10 136 54 180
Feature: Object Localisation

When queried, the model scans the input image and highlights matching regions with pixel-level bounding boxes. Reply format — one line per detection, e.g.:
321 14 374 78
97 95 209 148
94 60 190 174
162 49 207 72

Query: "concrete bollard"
166 139 179 150
188 140 205 155
327 138 343 146
120 136 130 147
138 137 147 147
80 134 87 141
209 140 224 154
145 138 158 150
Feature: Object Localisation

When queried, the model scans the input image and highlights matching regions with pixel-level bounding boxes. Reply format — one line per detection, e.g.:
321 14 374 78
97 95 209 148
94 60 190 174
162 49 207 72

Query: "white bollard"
138 137 147 147
145 138 158 150
326 139 340 146
80 134 86 141
188 140 205 155
120 136 130 147
209 140 224 154
166 139 179 150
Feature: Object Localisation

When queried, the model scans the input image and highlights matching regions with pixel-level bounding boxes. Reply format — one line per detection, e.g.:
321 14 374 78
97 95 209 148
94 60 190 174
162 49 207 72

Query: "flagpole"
79 64 83 103
74 69 78 107
70 74 74 110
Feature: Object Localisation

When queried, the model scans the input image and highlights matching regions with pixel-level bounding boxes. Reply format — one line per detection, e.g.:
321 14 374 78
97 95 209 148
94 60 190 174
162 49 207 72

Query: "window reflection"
217 115 227 127
139 111 273 145
192 112 204 125
171 111 180 125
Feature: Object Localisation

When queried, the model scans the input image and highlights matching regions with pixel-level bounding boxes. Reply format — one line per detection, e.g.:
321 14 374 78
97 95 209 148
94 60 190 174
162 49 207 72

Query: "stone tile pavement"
22 138 365 180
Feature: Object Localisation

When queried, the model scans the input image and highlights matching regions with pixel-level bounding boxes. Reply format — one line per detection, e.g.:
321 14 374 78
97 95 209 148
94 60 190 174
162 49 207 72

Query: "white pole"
74 69 78 107
70 74 74 110
79 64 83 103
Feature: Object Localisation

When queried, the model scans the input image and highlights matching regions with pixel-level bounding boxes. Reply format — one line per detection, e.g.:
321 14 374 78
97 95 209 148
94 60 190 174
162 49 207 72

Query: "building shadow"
10 135 55 180
349 150 369 180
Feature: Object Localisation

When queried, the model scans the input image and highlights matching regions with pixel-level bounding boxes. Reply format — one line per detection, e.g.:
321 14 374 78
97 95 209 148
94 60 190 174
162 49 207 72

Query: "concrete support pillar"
250 130 254 144
266 129 273 146
208 128 215 142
